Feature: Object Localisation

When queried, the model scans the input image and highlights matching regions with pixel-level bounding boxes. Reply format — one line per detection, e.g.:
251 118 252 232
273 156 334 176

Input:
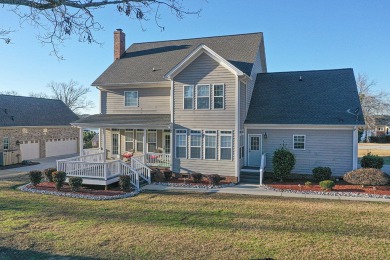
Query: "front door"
163 132 171 154
248 134 262 167
111 132 120 158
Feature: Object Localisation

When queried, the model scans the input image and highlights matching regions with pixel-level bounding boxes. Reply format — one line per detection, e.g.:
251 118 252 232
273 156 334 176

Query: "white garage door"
46 138 78 157
20 141 40 161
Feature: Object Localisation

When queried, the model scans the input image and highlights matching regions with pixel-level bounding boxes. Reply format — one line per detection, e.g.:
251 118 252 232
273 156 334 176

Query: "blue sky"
1 0 389 114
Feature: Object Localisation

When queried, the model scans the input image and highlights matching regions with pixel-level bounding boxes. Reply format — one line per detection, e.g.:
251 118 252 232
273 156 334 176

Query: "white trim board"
245 124 361 130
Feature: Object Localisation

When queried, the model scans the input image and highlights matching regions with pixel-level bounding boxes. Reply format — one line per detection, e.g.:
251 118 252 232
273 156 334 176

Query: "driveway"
0 153 77 180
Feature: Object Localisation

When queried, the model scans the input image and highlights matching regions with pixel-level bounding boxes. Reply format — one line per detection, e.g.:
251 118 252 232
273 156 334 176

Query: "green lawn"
1 176 390 259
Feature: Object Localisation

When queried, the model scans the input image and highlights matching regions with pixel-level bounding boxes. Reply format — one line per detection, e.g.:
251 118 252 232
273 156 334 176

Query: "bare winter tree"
0 90 19 95
357 73 390 141
47 80 94 113
1 0 200 58
29 92 49 98
0 29 12 44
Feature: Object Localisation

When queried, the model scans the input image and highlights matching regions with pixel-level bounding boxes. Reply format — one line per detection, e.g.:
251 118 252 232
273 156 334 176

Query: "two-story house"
61 30 364 188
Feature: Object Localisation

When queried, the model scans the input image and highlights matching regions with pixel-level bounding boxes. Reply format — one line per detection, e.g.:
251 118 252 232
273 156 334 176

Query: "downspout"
352 126 358 170
170 79 174 170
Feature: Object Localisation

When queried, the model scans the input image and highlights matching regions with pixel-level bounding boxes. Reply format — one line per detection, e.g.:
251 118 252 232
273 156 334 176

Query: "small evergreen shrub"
68 177 83 192
119 175 131 191
360 153 384 169
43 168 57 182
28 170 42 186
52 171 66 191
207 174 225 185
343 168 389 186
272 146 296 182
163 170 173 181
191 173 203 183
304 181 312 186
312 167 332 182
319 180 335 191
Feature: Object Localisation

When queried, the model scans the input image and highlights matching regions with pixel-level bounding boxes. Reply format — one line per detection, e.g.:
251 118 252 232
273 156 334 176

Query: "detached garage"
0 95 80 164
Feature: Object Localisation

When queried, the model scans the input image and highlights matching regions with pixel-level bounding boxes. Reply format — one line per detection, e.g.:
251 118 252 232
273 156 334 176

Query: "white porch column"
102 128 107 162
352 126 358 170
143 129 147 154
79 127 84 156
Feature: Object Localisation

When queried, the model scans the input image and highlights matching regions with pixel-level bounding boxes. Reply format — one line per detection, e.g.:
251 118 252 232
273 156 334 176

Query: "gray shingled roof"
92 33 263 85
245 69 365 125
72 114 171 128
373 115 390 126
0 95 79 127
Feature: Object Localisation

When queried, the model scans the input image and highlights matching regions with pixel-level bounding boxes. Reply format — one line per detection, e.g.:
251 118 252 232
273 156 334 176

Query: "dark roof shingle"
245 69 365 125
0 95 79 127
93 33 263 85
73 114 171 128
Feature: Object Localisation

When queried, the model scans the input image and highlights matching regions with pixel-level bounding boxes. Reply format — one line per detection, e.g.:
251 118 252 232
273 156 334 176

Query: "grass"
1 175 390 259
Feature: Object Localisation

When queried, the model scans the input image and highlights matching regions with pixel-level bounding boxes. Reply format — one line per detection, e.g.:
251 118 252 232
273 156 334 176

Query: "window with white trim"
147 129 157 152
240 130 245 159
220 131 232 160
136 129 144 152
293 135 305 150
183 85 194 109
378 127 385 131
213 84 224 109
3 137 9 150
204 130 217 159
124 91 138 107
196 84 210 109
125 129 134 151
190 130 202 159
175 129 187 158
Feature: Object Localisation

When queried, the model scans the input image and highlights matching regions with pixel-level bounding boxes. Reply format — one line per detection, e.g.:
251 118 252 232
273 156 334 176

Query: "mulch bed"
267 181 390 196
26 182 132 197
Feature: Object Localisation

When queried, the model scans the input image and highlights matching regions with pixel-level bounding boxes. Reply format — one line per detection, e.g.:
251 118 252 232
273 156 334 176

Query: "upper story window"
213 84 224 109
293 135 305 150
183 85 194 109
196 85 210 109
124 91 138 107
3 137 9 150
220 131 232 160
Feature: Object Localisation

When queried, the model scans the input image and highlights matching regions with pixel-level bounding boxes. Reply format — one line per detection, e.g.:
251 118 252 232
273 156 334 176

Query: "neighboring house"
63 30 364 187
0 95 79 166
360 115 390 141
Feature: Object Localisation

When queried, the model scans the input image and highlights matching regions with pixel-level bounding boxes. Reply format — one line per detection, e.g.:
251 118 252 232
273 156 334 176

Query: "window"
204 130 217 159
190 130 202 159
175 129 187 158
196 84 210 109
147 130 157 152
220 131 232 160
183 85 194 109
125 130 134 151
136 130 144 152
293 135 305 150
3 137 9 150
378 127 385 131
124 91 138 107
112 133 119 155
240 130 245 159
213 84 224 109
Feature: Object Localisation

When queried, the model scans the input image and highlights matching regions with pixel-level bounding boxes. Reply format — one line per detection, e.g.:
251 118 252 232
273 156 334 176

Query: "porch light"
264 132 268 139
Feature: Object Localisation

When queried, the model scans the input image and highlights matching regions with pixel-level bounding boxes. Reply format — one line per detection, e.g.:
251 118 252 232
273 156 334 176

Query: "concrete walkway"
143 183 390 203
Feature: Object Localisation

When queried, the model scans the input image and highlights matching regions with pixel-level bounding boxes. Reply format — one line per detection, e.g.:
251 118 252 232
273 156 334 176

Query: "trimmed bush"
360 153 384 169
43 168 57 182
28 170 42 186
312 167 332 182
163 170 173 181
119 175 131 191
319 180 335 191
207 174 225 185
191 173 203 183
272 146 296 182
52 171 67 191
304 181 312 186
343 168 389 186
68 177 83 192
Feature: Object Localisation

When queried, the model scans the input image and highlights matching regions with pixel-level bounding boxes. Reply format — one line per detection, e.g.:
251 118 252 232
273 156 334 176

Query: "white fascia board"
164 44 245 80
244 124 361 130
96 81 170 89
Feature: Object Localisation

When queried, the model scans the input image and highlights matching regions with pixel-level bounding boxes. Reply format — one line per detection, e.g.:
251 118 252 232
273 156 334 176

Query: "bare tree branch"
29 92 49 98
0 90 19 95
0 29 12 44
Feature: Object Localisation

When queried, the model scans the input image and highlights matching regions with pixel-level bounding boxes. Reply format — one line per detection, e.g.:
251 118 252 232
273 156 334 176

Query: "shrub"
43 168 56 182
119 175 131 191
28 170 42 186
207 174 225 185
304 181 312 186
68 177 83 192
360 153 384 169
343 168 389 186
319 180 335 191
191 172 203 183
52 171 66 191
272 146 296 182
163 170 173 181
312 167 332 182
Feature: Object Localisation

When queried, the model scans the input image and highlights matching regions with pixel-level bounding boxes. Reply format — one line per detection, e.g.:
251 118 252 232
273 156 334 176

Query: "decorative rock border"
263 185 390 199
153 182 235 189
18 183 141 201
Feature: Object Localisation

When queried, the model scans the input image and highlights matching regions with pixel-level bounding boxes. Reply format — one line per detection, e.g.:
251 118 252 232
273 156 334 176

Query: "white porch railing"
130 156 151 184
259 153 266 186
119 161 140 190
144 152 171 167
82 148 103 156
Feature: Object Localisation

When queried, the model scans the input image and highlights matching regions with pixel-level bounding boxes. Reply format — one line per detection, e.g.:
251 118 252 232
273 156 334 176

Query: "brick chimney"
114 29 125 60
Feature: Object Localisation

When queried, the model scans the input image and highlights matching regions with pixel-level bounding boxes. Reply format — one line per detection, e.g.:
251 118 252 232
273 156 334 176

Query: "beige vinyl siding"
247 128 354 176
105 129 112 158
101 86 170 114
246 46 265 114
